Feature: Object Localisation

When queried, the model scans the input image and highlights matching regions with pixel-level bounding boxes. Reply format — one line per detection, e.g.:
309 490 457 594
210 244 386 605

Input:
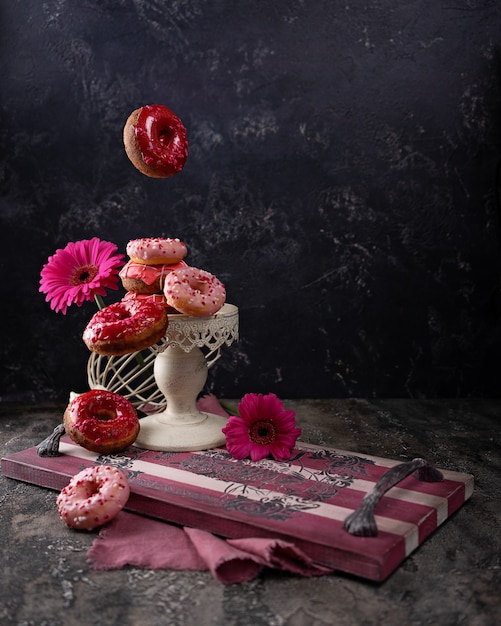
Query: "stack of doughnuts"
120 237 188 309
82 236 226 356
120 237 227 318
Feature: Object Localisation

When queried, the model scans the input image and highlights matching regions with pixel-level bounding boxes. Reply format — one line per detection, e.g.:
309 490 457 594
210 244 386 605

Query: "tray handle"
343 457 444 537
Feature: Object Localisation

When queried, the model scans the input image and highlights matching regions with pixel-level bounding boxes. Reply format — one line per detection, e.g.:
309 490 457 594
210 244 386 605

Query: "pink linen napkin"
87 511 332 583
87 395 333 583
88 511 206 571
227 537 332 577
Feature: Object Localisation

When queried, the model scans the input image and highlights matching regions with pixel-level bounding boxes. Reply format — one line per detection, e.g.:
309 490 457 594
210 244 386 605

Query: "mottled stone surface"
1 399 500 625
1 1 501 402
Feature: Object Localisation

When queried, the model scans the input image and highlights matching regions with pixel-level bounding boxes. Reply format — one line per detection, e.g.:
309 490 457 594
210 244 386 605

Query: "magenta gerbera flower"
40 238 124 314
222 393 301 462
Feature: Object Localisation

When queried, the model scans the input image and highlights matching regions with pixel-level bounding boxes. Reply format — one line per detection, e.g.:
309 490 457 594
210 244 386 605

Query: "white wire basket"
87 348 166 413
87 304 239 413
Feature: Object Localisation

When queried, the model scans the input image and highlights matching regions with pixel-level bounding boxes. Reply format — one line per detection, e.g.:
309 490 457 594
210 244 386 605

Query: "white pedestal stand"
133 303 238 452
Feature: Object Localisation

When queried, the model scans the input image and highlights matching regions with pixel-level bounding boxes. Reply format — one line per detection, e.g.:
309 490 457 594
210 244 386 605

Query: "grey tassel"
36 423 66 457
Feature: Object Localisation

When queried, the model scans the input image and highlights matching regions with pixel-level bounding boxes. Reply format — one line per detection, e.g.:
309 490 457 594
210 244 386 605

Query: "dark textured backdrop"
1 0 500 402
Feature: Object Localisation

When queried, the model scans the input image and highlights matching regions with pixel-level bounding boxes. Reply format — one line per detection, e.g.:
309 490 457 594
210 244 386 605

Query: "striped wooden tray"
1 438 473 581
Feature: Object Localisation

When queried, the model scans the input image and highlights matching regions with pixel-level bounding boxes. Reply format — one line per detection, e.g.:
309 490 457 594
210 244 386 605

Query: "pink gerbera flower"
222 393 301 462
40 238 124 314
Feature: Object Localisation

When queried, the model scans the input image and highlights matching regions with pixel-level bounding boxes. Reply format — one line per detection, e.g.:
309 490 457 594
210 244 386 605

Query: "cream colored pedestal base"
133 304 238 452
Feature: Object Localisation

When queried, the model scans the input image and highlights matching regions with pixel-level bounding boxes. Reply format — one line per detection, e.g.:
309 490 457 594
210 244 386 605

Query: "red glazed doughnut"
57 465 130 530
123 104 188 178
163 266 226 317
64 389 140 454
126 237 187 266
119 260 187 294
82 299 168 356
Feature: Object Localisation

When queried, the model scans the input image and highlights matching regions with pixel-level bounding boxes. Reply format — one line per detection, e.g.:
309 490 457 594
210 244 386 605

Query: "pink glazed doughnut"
126 237 187 266
56 465 130 530
163 266 226 316
119 260 187 294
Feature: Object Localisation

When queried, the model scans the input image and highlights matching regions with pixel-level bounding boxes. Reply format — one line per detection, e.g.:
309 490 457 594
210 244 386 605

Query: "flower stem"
135 351 145 369
94 294 105 310
219 399 240 416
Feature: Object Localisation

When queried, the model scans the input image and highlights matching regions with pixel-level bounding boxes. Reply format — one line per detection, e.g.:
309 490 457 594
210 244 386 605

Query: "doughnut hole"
95 408 116 421
158 126 173 147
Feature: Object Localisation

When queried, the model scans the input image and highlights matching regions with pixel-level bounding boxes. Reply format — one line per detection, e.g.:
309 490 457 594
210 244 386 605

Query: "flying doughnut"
123 104 188 178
